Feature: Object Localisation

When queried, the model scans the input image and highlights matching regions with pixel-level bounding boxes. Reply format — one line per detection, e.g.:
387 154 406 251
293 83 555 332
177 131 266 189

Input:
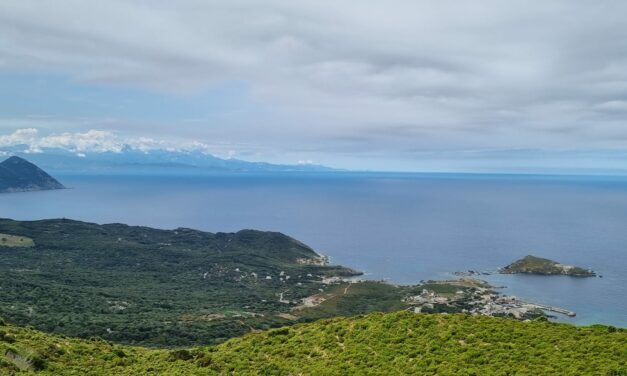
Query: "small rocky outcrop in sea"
501 255 595 277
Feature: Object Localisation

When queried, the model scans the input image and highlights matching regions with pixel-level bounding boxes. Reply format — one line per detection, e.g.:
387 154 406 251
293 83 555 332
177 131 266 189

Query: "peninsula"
501 255 595 277
0 218 565 347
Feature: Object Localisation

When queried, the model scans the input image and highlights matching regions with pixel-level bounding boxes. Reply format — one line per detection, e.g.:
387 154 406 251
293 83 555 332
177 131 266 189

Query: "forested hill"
0 218 359 346
0 156 64 193
0 218 328 264
0 312 625 375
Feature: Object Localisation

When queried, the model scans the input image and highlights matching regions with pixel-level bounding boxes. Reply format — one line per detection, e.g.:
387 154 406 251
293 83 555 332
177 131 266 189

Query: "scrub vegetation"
0 312 625 375
0 218 360 347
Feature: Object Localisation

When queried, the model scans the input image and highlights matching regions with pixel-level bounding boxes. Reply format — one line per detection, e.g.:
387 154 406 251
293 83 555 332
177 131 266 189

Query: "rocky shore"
403 278 574 320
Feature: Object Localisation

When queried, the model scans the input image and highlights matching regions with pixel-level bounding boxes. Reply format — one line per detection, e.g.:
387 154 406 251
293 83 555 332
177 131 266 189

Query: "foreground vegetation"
1 312 625 375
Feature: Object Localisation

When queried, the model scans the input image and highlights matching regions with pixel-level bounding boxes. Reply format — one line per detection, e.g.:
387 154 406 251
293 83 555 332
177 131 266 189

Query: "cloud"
594 100 627 112
0 128 39 150
1 1 627 170
0 128 216 156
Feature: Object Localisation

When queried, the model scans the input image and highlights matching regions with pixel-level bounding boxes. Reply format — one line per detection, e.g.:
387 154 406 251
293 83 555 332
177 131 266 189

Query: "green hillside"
0 218 359 347
1 312 625 375
0 218 582 350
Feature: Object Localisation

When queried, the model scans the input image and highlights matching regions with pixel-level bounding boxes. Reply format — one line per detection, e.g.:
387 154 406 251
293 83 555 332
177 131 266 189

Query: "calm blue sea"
1 172 626 327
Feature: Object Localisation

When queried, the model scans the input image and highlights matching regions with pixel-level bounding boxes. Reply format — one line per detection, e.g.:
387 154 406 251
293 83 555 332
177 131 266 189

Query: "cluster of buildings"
405 281 574 320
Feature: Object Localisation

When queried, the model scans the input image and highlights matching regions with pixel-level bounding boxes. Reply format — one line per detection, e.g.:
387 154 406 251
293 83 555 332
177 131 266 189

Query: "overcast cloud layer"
1 0 627 171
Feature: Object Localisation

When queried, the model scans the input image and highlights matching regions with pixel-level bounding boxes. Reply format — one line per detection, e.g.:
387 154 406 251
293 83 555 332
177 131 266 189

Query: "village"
403 279 576 319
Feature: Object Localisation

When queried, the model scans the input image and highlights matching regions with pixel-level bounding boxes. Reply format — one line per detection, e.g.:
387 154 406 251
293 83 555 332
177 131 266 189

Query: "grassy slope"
1 312 625 375
0 234 34 248
295 281 422 321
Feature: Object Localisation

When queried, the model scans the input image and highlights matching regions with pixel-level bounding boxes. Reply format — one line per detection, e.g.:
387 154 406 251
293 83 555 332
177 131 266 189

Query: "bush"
30 355 48 371
0 331 16 343
168 349 193 361
197 355 213 367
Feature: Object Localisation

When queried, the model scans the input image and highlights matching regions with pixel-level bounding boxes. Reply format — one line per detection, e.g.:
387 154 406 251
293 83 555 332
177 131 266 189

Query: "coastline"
2 173 625 328
325 253 615 326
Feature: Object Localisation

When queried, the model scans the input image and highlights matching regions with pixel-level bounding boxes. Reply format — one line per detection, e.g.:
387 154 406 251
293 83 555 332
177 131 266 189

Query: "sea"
1 172 626 327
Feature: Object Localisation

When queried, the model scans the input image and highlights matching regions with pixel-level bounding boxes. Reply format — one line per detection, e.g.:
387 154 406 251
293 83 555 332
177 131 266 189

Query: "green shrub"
29 354 48 371
0 331 16 343
196 355 213 367
168 349 193 361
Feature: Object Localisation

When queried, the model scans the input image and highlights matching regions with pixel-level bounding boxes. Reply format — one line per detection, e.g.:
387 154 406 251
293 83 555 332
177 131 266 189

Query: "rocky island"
0 156 65 193
501 255 595 277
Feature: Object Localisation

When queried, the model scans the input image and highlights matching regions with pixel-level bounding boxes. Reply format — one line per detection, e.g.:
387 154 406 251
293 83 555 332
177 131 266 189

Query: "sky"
1 0 627 173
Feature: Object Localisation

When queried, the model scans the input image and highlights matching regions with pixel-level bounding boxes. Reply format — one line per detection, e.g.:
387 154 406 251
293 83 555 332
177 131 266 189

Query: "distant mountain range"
0 156 65 193
0 146 337 174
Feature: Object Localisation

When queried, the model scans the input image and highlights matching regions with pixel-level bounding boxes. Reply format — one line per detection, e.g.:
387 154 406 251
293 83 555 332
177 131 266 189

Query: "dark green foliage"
1 331 17 343
0 218 359 347
29 354 47 371
169 349 193 361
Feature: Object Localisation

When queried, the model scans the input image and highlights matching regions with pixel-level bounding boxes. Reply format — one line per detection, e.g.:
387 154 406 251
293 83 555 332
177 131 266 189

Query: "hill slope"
0 218 591 348
0 156 65 193
0 218 359 346
1 312 625 375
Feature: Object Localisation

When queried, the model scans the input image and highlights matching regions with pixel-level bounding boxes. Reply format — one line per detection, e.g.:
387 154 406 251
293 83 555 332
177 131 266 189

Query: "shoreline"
319 263 584 324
